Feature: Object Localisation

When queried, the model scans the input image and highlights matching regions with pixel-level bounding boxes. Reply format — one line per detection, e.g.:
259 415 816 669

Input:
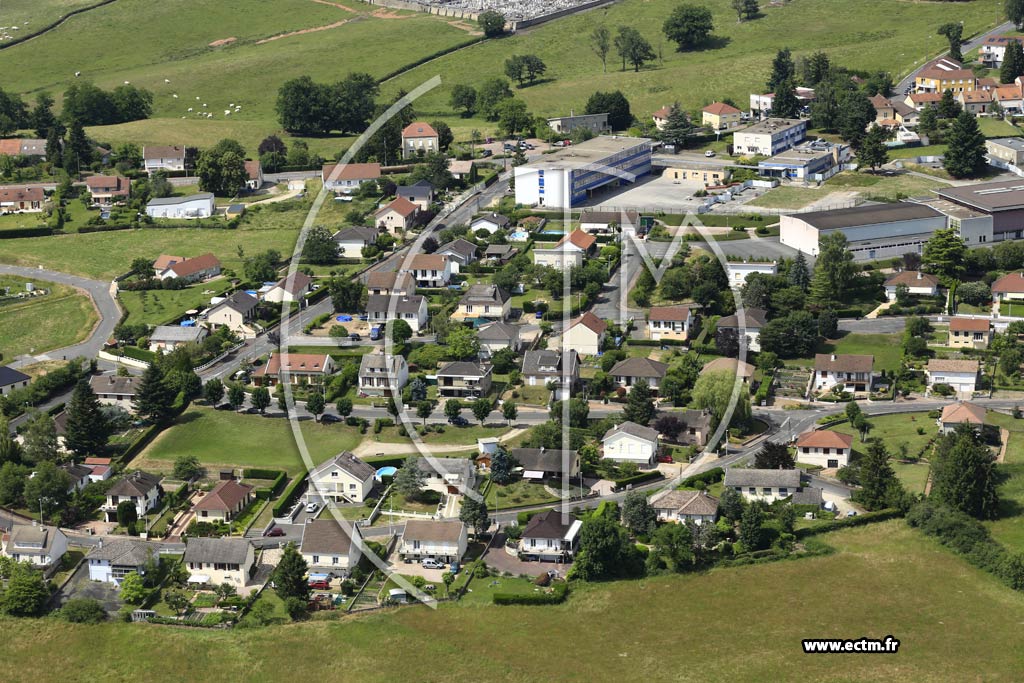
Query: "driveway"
0 264 120 369
481 531 571 576
55 560 123 614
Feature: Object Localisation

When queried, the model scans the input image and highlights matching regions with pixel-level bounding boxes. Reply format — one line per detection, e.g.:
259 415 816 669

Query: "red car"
308 580 330 590
264 527 286 537
656 454 675 464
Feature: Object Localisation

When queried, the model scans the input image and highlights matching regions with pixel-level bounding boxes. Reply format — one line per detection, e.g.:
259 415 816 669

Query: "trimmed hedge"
0 226 53 239
243 468 287 500
627 338 688 347
613 470 663 488
493 581 569 605
680 467 724 488
271 476 307 518
794 508 901 539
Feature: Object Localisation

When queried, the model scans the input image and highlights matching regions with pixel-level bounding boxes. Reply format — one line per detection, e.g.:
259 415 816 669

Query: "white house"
733 118 807 156
396 180 434 211
366 270 415 297
727 261 777 286
415 457 477 495
0 366 30 396
262 272 313 304
307 451 376 504
521 350 579 400
322 162 381 194
454 284 509 321
647 305 692 341
205 292 259 336
243 159 263 191
102 471 162 523
358 350 410 397
300 519 363 577
0 186 44 213
724 468 803 502
470 213 510 235
926 359 980 397
398 520 467 563
519 510 580 562
562 311 607 356
148 325 208 354
601 421 660 467
579 208 639 234
403 254 451 288
333 226 380 259
532 230 597 270
436 238 478 274
883 271 941 301
157 253 221 282
143 145 186 175
713 308 767 353
610 357 669 393
89 375 140 413
649 490 719 525
182 537 256 588
477 321 520 356
191 479 255 523
145 193 214 220
2 524 67 568
794 430 854 469
991 272 1024 302
938 401 987 434
813 353 875 393
365 293 428 333
86 539 155 584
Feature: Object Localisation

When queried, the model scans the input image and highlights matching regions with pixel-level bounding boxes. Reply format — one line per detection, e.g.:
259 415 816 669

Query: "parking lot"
582 175 707 212
56 561 123 614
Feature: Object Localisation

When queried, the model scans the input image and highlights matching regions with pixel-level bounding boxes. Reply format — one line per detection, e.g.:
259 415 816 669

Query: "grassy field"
0 0 475 153
0 276 97 360
0 0 102 31
385 0 1001 136
133 405 362 475
0 223 301 279
824 171 948 199
790 332 904 374
978 117 1022 137
118 278 233 326
831 412 937 461
484 478 562 508
3 522 1024 681
746 186 834 210
984 411 1024 551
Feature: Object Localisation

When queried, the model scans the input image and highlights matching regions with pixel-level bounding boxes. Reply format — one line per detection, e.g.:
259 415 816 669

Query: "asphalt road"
895 21 1014 95
0 264 120 369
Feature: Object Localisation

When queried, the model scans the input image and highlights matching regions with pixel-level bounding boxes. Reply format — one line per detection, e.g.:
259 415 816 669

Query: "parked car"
704 150 716 157
846 510 857 518
448 415 469 427
308 579 330 590
421 559 445 569
306 502 319 514
349 333 362 341
481 149 493 157
264 526 286 537
656 454 674 463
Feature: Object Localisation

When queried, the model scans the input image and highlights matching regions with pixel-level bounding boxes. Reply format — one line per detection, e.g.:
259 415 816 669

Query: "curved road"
0 264 119 369
896 21 1014 95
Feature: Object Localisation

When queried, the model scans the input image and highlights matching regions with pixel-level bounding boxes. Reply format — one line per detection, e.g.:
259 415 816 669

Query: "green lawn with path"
984 411 1024 551
484 478 562 509
0 276 98 360
133 405 361 475
118 279 233 326
830 412 937 460
790 333 904 373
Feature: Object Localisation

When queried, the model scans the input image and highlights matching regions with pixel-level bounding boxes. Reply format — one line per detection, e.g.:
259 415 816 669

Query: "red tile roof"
375 196 419 218
702 102 741 116
556 229 596 251
940 402 986 425
153 254 186 271
256 353 332 377
571 311 608 335
192 479 254 512
0 186 44 203
949 317 990 332
402 122 438 138
796 430 853 449
164 253 221 278
883 271 940 288
648 305 691 322
993 271 1024 294
244 159 262 180
322 162 381 181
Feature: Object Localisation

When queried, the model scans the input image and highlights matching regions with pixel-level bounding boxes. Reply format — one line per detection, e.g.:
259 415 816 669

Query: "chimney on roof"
917 272 922 280
830 354 837 361
540 446 545 453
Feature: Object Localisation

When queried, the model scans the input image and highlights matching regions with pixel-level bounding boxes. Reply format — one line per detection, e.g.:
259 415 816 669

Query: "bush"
612 470 662 488
60 598 107 624
680 467 724 488
271 476 306 518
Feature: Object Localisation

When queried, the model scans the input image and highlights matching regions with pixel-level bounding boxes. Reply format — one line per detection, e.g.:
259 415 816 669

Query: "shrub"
680 467 724 488
60 598 107 624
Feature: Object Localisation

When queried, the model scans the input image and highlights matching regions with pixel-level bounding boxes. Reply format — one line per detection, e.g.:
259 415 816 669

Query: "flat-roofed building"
780 202 947 261
733 118 807 157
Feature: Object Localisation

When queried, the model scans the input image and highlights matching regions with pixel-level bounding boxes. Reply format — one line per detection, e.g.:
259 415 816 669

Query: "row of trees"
275 73 378 136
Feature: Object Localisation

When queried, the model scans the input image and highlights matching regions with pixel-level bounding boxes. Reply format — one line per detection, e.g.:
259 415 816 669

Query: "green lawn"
978 117 1022 137
0 0 474 154
384 0 1000 139
890 460 931 495
118 279 233 326
4 522 1024 681
457 575 540 605
483 478 562 509
824 171 947 200
376 424 512 447
790 332 904 373
0 276 98 360
0 223 301 280
133 405 362 475
830 412 937 460
887 144 948 159
984 411 1024 550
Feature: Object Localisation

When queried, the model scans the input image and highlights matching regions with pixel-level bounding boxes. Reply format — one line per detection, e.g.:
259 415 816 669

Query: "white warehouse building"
145 193 216 220
514 136 653 209
779 203 947 261
732 118 807 157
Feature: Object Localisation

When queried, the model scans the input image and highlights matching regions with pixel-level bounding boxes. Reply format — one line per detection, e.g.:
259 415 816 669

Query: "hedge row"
794 508 901 539
0 226 53 239
271 476 307 518
626 338 688 347
493 582 569 605
613 470 663 488
680 467 724 488
242 468 287 500
77 224 134 234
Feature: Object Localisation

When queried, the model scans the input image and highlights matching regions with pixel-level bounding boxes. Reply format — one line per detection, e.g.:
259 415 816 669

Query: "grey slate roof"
437 238 478 261
522 349 579 377
414 457 475 481
0 366 30 388
649 489 719 516
212 291 258 316
86 539 155 566
402 519 465 544
715 308 769 329
477 321 519 343
147 192 214 207
522 509 572 540
301 519 359 556
332 226 379 243
358 352 406 376
459 283 508 306
310 451 376 482
790 488 824 506
437 361 491 378
510 448 576 474
472 212 510 229
603 421 659 443
107 471 161 498
724 468 802 489
183 537 252 565
149 325 207 343
610 357 669 379
366 294 426 315
89 374 140 397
